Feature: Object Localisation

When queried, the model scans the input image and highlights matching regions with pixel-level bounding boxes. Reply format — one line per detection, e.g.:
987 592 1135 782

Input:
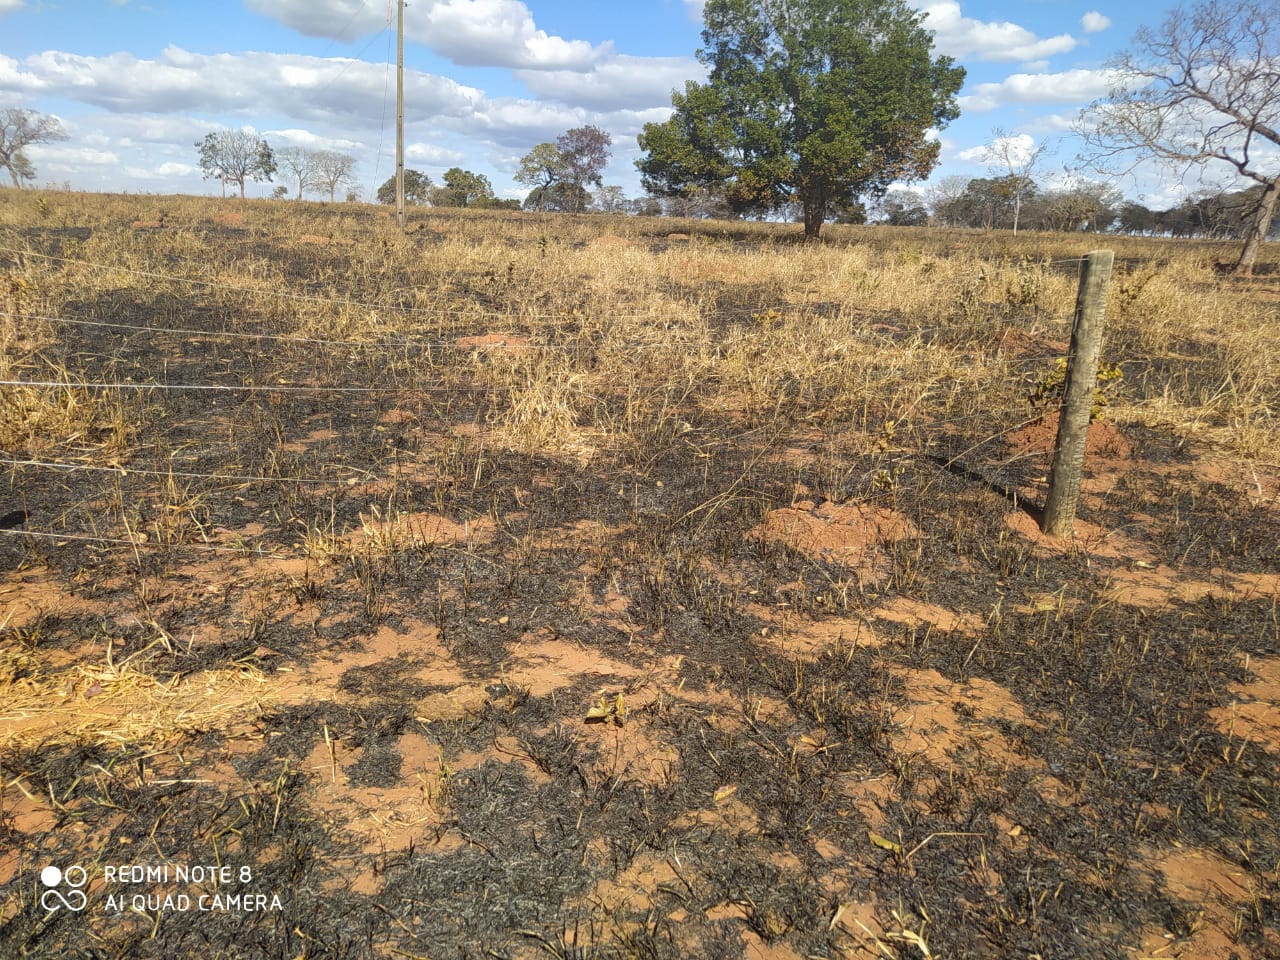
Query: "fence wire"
0 241 1096 562
0 457 374 486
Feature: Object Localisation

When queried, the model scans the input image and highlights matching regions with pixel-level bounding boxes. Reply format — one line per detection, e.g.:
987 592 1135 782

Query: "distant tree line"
874 176 1280 239
195 131 361 202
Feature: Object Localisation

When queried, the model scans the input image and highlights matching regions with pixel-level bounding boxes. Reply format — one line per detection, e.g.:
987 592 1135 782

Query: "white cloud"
956 132 1038 165
457 97 587 147
0 0 24 15
0 43 672 191
515 55 704 111
405 142 467 165
416 0 612 70
248 0 611 71
0 47 485 127
918 2 1077 63
960 68 1120 112
124 162 198 180
244 0 385 40
265 127 364 151
27 144 119 167
1022 113 1079 134
1081 12 1111 34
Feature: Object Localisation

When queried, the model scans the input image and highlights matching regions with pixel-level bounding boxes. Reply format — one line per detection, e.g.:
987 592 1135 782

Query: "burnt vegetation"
1 193 1278 959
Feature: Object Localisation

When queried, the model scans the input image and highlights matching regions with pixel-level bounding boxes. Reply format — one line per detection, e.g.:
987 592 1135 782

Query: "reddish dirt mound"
1007 411 1133 460
750 500 917 583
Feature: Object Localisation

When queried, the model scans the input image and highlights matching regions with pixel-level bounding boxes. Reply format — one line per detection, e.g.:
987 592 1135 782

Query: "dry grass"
4 191 1275 466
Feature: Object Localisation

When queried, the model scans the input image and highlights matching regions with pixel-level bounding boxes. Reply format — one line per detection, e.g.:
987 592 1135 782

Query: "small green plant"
1027 357 1124 421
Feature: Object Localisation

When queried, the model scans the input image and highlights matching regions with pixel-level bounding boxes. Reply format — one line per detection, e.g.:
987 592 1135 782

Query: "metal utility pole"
395 0 405 229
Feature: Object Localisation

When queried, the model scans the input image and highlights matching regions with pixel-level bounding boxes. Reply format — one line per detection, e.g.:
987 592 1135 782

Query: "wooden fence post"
1042 249 1113 538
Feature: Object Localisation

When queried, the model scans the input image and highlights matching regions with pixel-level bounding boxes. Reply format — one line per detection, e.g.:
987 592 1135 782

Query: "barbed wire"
25 313 408 349
0 378 430 395
13 308 1073 355
0 457 376 486
2 244 716 322
1 243 1087 329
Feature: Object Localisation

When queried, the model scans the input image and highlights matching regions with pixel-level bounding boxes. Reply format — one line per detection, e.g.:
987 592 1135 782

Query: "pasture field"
1 191 1278 959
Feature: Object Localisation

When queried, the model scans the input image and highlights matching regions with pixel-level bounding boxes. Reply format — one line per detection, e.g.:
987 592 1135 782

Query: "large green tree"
376 169 432 205
637 0 964 238
432 167 495 207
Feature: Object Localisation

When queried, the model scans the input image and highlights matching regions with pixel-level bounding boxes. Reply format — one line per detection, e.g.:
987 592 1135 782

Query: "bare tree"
1079 0 1280 274
925 175 971 227
983 129 1048 235
277 146 320 200
0 108 68 188
312 150 356 202
196 130 276 199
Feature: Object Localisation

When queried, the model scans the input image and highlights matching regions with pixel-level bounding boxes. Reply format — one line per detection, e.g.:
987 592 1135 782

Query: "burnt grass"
2 219 1279 959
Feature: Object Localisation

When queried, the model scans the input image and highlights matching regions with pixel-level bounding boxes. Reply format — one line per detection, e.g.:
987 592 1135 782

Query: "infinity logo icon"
40 865 88 913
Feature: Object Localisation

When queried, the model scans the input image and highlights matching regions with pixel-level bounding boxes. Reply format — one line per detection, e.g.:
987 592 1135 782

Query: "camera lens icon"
40 865 88 913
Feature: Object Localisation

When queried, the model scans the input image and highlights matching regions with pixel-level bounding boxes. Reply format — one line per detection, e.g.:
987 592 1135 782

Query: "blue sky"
0 0 1195 206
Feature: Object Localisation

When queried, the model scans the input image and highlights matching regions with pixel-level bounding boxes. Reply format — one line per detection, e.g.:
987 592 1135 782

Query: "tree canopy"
0 108 68 188
516 126 613 212
433 167 496 207
637 0 964 237
376 169 432 205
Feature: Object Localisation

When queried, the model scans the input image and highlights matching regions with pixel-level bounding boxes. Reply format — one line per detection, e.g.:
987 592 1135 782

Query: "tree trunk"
239 179 246 199
802 195 826 239
1232 179 1279 276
